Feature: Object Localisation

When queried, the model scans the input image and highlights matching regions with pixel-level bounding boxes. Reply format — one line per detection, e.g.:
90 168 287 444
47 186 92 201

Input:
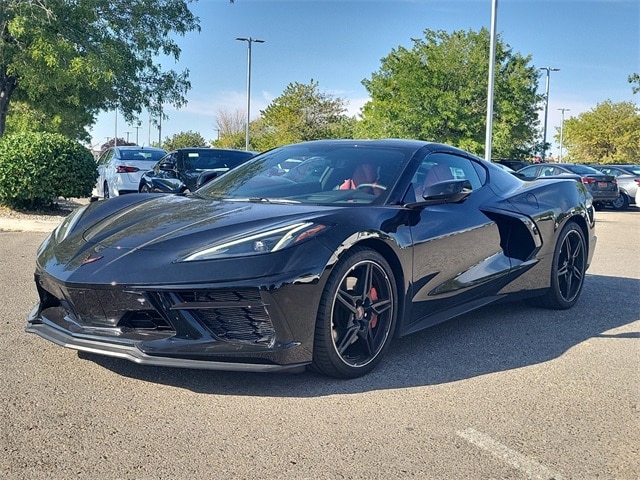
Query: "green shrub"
0 132 97 209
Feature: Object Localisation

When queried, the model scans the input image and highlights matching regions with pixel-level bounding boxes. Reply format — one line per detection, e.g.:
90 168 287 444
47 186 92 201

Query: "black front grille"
36 272 159 328
119 311 173 331
174 289 276 346
195 307 275 345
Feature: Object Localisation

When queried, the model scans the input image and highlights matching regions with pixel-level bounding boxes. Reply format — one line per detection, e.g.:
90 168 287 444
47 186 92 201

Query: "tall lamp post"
236 37 265 151
539 66 559 161
558 108 570 161
484 0 498 162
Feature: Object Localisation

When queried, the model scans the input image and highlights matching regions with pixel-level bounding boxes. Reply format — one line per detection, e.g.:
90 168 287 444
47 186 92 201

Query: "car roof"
114 146 166 152
172 147 256 154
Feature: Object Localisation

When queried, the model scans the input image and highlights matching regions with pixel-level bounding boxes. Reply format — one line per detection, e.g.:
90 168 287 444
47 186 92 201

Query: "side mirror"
196 170 219 189
422 179 472 202
406 179 473 208
159 162 175 172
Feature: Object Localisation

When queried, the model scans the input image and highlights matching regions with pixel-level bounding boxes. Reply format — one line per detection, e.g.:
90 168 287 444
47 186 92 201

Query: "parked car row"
91 146 256 201
91 148 639 213
515 163 622 210
589 164 640 210
139 148 256 194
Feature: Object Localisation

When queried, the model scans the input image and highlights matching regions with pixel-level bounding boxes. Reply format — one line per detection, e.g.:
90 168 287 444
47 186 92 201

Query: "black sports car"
27 140 597 378
138 148 256 194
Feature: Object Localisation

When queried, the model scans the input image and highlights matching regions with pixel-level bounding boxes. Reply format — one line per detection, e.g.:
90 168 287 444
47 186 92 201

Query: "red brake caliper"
369 287 379 328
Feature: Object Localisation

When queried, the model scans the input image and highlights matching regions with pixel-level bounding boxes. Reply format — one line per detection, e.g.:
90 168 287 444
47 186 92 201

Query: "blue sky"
89 0 639 157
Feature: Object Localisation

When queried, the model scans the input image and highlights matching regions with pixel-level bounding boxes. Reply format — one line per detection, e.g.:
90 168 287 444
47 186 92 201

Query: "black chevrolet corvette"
27 140 596 378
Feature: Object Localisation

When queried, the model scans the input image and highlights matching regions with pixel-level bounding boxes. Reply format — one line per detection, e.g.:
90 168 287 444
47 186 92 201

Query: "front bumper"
26 305 306 372
26 268 322 372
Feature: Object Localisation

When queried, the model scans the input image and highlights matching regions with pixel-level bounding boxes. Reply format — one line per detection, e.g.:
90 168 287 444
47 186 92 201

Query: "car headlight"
180 222 329 261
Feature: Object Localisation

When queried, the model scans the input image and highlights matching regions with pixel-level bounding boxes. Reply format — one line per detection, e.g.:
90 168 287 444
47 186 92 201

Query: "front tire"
311 247 397 378
540 221 587 309
103 182 110 199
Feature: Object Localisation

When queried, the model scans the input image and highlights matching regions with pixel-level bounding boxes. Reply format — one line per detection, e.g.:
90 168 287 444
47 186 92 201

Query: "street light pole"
484 0 498 162
558 108 570 162
134 123 141 145
539 66 559 161
236 37 265 151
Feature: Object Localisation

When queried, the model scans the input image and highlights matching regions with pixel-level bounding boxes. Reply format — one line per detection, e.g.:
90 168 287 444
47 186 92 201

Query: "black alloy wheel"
541 221 587 309
312 247 397 378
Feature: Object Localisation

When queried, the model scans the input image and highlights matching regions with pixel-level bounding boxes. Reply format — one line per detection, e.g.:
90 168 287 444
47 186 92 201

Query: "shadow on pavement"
79 273 640 397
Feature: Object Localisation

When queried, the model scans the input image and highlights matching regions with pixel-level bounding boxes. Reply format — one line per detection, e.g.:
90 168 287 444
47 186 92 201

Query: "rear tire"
610 193 629 211
540 221 587 309
311 247 397 378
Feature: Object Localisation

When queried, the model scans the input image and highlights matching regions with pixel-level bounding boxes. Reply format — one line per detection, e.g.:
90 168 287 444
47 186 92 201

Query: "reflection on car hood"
80 194 328 251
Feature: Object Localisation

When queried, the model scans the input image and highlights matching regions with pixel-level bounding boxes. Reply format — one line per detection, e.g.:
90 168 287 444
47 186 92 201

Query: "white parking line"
457 428 564 480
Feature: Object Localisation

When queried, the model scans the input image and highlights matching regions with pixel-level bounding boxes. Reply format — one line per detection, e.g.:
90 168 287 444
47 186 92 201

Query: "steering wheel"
356 183 387 191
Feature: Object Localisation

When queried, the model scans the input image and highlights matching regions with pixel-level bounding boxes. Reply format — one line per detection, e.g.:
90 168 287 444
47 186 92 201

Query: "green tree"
559 101 640 164
254 80 354 151
212 107 246 149
0 0 200 139
629 73 640 94
100 138 138 151
162 130 207 150
357 28 541 158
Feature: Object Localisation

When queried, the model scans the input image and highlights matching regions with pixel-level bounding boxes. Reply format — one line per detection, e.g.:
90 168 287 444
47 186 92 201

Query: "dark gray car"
139 148 256 194
517 163 619 209
590 165 640 210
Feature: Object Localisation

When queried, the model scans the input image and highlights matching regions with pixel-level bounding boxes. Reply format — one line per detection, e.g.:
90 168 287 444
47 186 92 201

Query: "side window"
410 152 483 200
97 149 113 166
157 153 176 171
519 166 537 177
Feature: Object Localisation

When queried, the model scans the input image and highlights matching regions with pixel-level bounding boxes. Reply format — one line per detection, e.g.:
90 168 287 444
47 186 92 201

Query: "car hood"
79 194 329 252
38 194 341 284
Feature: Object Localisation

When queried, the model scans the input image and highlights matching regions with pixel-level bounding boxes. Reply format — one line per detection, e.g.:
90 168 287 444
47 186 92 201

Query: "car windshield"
564 165 599 175
120 150 166 161
185 151 253 170
195 143 411 205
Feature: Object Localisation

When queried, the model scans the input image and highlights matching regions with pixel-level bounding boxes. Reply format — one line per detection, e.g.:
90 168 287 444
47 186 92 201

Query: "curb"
0 217 62 233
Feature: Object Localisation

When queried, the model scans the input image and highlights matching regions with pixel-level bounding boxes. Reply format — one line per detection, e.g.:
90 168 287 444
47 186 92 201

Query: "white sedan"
92 146 167 200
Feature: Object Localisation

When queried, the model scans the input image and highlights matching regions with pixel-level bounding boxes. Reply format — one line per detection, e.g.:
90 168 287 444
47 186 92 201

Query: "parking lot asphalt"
1 206 638 479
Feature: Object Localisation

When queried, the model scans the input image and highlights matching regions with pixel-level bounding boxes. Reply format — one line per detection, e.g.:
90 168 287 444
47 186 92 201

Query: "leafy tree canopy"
629 73 640 94
100 138 138 151
559 100 640 164
162 130 208 150
212 107 246 149
357 28 541 159
0 0 200 140
253 80 355 151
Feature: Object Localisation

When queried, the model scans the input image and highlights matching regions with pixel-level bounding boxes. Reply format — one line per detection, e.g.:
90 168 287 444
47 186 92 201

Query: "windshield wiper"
248 197 300 204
